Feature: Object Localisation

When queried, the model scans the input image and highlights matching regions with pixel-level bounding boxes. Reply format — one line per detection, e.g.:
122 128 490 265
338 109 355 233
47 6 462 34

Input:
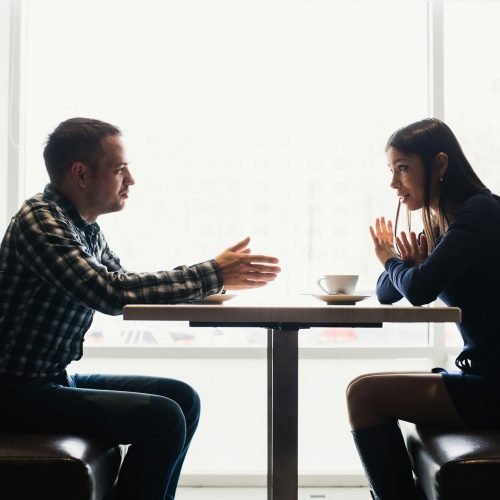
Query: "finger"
400 231 412 253
380 216 387 233
226 280 269 290
369 226 380 245
395 236 405 257
386 220 394 243
240 254 280 264
374 219 384 239
380 217 391 236
419 234 428 255
410 231 419 250
245 263 282 273
379 217 394 244
245 271 278 280
228 236 251 253
380 216 388 238
229 273 277 286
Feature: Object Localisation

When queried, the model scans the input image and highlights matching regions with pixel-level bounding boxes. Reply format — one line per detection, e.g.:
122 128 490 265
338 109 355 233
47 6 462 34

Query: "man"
0 117 281 500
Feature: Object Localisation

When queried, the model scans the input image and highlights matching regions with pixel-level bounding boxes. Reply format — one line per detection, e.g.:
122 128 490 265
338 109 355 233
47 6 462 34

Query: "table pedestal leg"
268 328 298 500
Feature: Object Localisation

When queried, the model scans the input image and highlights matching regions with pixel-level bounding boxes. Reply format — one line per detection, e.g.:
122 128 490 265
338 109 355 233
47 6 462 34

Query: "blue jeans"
0 372 201 500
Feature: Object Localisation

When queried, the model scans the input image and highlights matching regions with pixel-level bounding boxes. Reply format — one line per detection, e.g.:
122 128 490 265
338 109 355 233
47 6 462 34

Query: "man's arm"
16 208 280 315
16 205 223 315
99 239 127 273
214 236 280 290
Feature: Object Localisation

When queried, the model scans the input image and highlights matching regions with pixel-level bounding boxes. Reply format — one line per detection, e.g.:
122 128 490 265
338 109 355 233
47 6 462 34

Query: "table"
123 302 461 500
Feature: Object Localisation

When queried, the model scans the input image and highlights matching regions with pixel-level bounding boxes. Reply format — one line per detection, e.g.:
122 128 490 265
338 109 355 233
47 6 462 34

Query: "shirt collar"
43 184 99 232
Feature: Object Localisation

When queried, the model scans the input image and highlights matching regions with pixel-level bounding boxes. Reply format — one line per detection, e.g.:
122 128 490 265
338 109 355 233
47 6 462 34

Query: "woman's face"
387 146 428 211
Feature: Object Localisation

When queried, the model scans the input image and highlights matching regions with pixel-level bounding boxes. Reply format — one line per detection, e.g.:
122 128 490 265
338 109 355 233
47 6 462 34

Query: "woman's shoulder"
454 189 500 222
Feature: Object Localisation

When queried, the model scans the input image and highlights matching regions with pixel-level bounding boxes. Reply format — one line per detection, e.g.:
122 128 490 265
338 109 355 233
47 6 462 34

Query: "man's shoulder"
14 192 68 228
25 189 66 213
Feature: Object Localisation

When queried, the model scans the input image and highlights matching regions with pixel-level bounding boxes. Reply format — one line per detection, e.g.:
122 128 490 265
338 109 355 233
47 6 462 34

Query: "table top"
123 302 461 326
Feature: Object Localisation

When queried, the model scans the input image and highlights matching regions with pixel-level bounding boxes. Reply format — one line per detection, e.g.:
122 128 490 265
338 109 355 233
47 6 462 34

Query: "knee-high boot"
351 421 421 500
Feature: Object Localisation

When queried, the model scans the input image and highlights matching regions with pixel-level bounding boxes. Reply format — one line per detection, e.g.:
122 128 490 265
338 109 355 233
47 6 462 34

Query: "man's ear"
434 152 448 179
70 162 89 188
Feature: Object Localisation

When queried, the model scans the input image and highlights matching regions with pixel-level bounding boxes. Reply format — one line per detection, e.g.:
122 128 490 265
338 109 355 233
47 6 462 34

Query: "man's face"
85 135 135 219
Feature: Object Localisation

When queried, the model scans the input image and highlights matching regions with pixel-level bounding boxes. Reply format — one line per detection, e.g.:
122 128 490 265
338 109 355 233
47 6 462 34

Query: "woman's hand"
396 231 428 267
370 217 399 265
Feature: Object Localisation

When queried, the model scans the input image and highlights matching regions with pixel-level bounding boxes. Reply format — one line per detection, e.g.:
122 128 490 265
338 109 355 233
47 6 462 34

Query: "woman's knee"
346 375 377 409
346 372 377 397
346 371 425 396
345 374 385 427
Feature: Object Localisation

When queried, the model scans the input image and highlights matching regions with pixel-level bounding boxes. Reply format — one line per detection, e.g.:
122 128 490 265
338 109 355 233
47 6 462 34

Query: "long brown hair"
386 118 495 252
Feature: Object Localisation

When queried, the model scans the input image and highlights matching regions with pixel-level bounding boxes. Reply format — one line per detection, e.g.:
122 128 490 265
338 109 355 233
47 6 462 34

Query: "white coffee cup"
317 274 359 295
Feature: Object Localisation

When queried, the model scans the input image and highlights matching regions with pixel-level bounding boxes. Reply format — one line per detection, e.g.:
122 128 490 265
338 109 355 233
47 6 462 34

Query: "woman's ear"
434 152 448 180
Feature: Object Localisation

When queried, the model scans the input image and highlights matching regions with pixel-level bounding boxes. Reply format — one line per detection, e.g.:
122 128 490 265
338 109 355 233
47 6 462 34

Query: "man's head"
44 118 135 222
44 117 122 185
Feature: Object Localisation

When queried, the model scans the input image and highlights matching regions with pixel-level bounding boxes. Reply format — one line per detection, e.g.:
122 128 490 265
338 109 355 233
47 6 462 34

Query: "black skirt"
439 368 500 427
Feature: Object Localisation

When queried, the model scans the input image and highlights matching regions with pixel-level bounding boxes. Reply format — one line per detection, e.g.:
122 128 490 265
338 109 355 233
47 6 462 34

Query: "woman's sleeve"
383 203 489 305
376 269 404 304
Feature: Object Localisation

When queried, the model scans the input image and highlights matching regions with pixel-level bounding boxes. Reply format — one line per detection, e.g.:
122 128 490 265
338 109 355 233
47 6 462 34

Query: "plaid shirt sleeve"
99 238 128 273
15 203 223 316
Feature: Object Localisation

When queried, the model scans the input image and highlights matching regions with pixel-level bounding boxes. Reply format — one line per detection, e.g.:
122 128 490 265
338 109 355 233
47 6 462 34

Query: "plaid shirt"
0 184 223 377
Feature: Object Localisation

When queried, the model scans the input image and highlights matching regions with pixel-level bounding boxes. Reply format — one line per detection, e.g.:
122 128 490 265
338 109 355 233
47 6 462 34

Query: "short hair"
43 117 121 185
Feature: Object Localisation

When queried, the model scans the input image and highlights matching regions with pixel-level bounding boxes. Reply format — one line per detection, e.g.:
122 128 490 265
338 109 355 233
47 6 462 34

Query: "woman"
346 118 500 500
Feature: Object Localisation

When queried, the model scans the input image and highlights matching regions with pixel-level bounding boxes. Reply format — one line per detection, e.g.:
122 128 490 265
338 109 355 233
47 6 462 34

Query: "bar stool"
0 432 123 500
405 424 500 500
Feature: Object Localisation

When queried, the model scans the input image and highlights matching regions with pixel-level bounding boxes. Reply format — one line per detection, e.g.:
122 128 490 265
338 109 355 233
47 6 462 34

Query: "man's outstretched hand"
215 237 281 290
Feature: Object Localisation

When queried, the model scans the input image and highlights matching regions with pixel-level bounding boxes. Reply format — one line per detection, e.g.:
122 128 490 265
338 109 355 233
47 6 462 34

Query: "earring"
440 177 443 182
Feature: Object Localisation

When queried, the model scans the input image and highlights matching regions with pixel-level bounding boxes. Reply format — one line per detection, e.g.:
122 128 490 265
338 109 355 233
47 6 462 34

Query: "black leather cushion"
0 433 122 500
405 424 500 500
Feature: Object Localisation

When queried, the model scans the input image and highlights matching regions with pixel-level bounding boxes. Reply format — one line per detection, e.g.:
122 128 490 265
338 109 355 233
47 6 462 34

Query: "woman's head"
386 118 486 250
387 118 484 206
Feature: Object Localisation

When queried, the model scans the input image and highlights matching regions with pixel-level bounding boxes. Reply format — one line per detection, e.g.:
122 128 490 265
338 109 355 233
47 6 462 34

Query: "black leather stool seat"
0 433 122 500
405 424 500 500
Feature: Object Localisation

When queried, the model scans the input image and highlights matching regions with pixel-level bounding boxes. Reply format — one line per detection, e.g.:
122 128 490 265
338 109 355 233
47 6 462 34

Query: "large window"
22 0 429 347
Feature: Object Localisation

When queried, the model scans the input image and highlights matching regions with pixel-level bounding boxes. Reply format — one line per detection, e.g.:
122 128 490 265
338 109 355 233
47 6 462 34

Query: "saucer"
311 294 369 305
196 293 237 305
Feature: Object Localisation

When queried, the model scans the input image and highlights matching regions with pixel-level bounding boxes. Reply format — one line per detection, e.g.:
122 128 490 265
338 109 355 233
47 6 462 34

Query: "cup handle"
317 278 329 294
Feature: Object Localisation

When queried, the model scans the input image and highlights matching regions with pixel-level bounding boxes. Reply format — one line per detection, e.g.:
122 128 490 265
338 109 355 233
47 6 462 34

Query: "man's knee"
181 383 201 417
157 379 201 421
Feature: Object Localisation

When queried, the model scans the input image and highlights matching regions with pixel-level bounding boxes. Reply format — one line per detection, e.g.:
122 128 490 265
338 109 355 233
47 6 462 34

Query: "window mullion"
6 0 26 225
428 0 445 120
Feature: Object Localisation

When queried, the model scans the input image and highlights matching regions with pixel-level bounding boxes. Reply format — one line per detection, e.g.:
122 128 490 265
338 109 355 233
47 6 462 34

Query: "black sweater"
376 189 500 375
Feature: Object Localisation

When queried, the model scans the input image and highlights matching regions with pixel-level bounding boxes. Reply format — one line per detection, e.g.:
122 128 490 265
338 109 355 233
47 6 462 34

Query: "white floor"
177 487 370 499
